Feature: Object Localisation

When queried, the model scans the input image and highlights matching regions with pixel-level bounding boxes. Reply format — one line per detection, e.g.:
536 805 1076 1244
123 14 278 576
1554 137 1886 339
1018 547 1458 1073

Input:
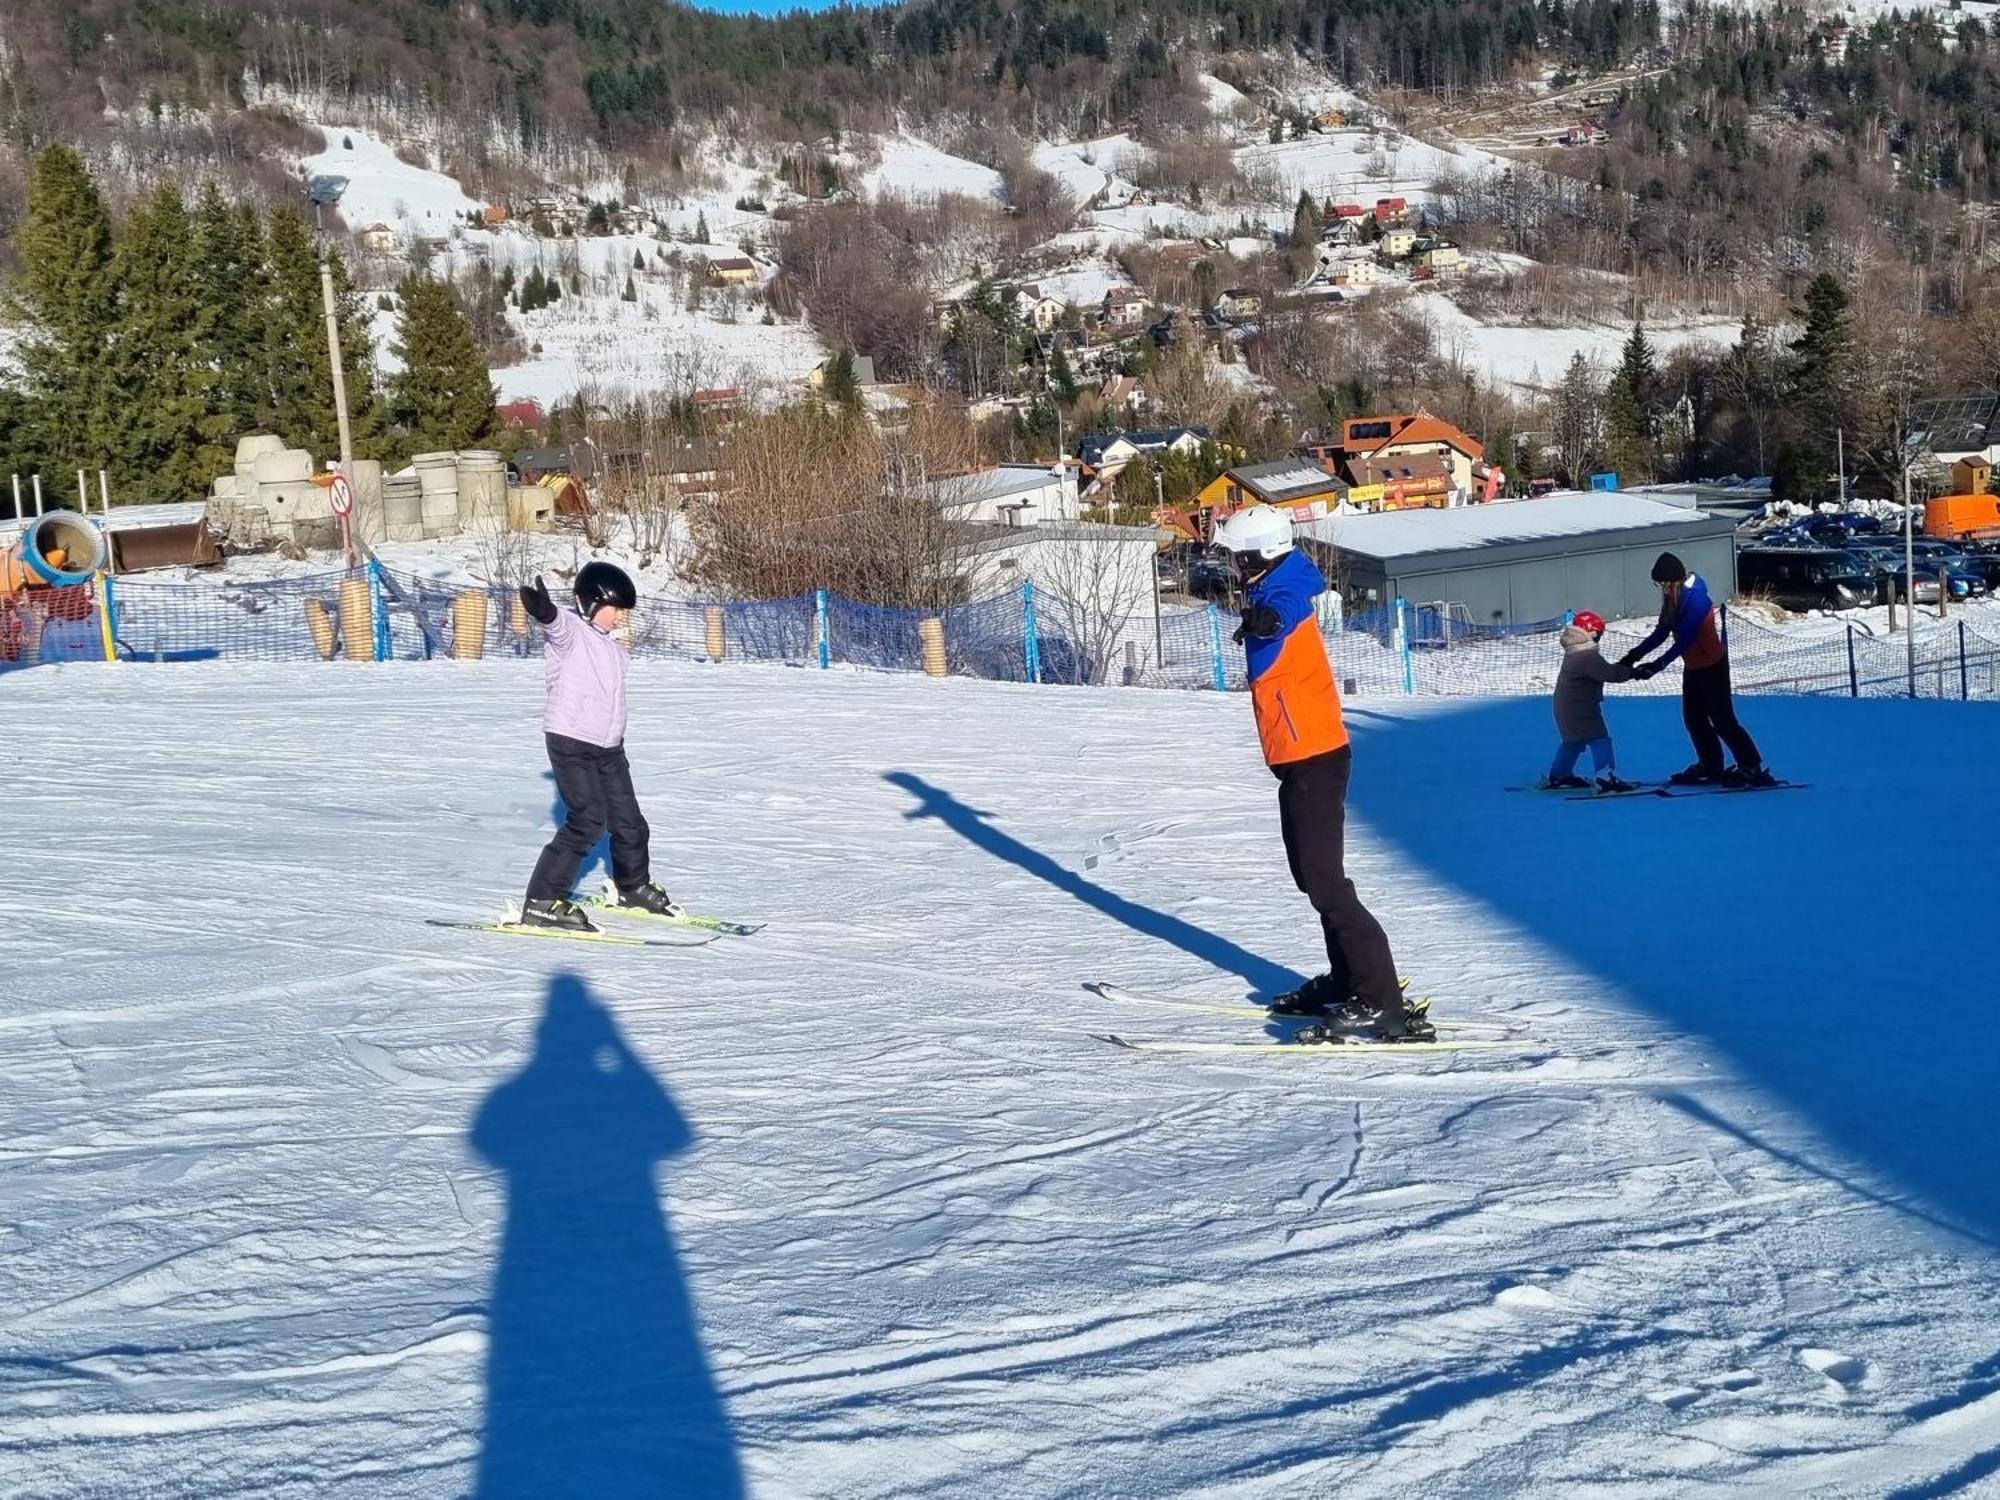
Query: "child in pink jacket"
516 564 678 930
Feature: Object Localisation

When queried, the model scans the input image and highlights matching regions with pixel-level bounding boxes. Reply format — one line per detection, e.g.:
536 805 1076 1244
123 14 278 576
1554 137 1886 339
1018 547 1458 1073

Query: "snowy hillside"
4 663 2000 1496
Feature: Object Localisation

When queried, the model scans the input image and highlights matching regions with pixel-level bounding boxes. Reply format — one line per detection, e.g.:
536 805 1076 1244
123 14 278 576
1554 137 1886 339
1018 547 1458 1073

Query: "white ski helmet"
1213 504 1295 563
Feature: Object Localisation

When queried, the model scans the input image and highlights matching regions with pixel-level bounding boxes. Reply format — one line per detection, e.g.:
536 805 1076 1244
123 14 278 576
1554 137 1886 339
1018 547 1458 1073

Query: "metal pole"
10 474 19 520
1836 428 1844 503
1846 623 1858 698
1961 619 1969 701
98 469 110 517
1904 466 1916 698
31 474 43 516
76 469 86 509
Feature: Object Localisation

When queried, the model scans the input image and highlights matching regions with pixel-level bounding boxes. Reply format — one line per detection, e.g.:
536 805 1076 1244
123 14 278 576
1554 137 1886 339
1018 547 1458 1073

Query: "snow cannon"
1 510 106 597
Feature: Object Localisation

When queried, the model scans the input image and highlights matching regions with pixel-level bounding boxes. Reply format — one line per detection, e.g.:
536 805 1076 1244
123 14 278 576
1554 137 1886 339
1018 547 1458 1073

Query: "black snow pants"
1275 745 1401 1011
526 733 652 902
1681 659 1762 775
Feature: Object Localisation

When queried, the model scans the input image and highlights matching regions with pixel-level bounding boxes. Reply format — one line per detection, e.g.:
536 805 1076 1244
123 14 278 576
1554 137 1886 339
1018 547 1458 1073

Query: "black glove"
1617 648 1642 667
1233 603 1280 644
1632 660 1661 680
519 575 557 625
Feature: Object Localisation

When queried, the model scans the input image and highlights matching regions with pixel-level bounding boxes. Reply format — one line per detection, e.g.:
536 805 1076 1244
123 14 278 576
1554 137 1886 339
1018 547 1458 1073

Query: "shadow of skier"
470 973 744 1497
883 769 1302 999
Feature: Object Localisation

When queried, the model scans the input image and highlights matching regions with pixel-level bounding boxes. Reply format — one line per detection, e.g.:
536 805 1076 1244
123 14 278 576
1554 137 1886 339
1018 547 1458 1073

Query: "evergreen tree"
1289 189 1323 248
101 184 214 497
694 209 709 243
822 347 861 411
1552 352 1602 484
191 186 268 476
1601 321 1661 483
6 143 116 469
388 274 497 453
1049 342 1080 405
1784 271 1858 500
1717 313 1783 474
262 207 384 460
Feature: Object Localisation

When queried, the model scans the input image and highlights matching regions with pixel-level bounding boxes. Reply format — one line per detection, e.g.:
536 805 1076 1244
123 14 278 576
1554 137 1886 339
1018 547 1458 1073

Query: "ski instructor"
1212 504 1433 1043
1623 551 1776 788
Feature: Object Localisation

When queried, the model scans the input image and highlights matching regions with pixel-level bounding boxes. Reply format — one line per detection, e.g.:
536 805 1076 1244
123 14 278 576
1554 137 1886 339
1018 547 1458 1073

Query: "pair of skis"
426 890 764 950
1510 780 1807 802
1084 981 1539 1057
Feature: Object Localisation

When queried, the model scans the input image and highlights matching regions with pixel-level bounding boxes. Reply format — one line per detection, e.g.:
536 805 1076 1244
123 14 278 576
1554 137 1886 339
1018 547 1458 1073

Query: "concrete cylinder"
507 484 556 533
920 616 947 677
457 450 506 531
413 451 460 538
304 596 336 659
451 590 489 660
234 434 284 491
338 576 373 661
705 606 725 660
383 476 424 542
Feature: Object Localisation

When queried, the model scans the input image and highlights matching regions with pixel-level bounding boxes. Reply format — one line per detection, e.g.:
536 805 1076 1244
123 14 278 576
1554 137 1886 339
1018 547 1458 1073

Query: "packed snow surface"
4 664 2000 1497
300 127 482 236
860 138 1004 203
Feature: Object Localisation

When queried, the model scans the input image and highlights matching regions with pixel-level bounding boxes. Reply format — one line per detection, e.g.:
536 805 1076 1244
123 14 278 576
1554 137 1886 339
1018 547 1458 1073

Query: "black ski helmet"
574 561 637 617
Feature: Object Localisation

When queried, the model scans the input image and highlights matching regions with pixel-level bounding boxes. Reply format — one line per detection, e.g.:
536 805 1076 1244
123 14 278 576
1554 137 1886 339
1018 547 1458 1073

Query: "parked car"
1951 538 2000 591
1844 543 1942 604
1736 547 1878 611
1908 539 1990 599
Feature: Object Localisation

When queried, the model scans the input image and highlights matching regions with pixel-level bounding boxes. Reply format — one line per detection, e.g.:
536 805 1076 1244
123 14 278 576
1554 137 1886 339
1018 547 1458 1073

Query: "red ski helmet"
1571 610 1606 635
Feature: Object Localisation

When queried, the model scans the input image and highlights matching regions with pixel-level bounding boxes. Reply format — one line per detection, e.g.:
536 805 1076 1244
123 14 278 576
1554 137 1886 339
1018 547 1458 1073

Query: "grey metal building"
1300 492 1738 626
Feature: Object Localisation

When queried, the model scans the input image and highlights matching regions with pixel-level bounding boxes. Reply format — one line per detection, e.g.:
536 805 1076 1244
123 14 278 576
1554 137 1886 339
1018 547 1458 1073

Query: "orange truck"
1924 493 2000 541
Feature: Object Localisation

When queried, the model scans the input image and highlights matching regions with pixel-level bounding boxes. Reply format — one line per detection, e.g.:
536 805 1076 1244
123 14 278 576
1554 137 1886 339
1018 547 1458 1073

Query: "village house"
496 398 546 432
1375 227 1419 261
706 256 759 286
1014 285 1070 332
1214 287 1264 322
1298 410 1490 499
1315 107 1347 129
1374 196 1411 227
1321 254 1379 288
1320 216 1365 247
1077 425 1209 485
1413 240 1465 275
1100 285 1150 328
808 353 877 390
1100 374 1147 412
357 223 397 253
1195 459 1349 525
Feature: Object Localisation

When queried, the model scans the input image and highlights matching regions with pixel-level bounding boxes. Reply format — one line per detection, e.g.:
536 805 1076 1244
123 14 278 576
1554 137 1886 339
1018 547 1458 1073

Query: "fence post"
1206 603 1226 691
96 576 117 664
1022 580 1041 684
1719 601 1729 652
1395 596 1413 696
1846 623 1859 698
366 558 391 662
1329 591 1344 635
815 588 830 669
1960 619 1969 701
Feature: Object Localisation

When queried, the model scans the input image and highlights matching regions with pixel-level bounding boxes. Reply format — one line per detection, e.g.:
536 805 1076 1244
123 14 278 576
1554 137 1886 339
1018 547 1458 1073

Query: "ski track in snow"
2 664 1999 1497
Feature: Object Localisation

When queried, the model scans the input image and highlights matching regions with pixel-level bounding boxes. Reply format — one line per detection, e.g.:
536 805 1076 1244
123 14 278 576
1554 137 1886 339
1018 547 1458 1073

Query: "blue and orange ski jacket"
1634 572 1725 670
1241 549 1349 768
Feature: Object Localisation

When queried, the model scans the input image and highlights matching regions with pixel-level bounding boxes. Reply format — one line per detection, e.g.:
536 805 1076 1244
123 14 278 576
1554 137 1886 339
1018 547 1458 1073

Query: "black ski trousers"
1681 659 1762 774
526 732 652 902
1275 745 1400 1011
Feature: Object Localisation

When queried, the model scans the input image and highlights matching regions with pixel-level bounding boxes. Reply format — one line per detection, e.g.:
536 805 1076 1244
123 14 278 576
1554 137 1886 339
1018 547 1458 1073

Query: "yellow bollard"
919 616 948 677
303 597 336 659
705 605 725 661
508 595 529 637
338 576 373 662
452 590 490 661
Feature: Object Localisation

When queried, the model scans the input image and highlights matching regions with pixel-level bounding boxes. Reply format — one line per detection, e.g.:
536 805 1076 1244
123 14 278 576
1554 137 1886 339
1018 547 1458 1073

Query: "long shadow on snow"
470 972 744 1497
1345 694 2000 1244
884 770 1303 999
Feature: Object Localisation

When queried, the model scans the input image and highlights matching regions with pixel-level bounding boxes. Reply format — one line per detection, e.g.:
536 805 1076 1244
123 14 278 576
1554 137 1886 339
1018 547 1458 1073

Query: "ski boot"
1542 774 1590 790
1736 766 1779 788
1268 973 1347 1018
615 881 684 918
1595 773 1638 794
519 897 598 932
1668 763 1720 786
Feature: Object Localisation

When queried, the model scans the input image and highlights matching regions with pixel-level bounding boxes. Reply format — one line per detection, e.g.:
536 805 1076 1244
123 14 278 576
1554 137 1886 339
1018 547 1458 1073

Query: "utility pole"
1904 462 1917 698
320 258 355 472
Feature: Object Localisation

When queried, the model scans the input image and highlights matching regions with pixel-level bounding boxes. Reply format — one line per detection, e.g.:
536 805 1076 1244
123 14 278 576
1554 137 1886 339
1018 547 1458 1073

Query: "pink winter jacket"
542 608 629 748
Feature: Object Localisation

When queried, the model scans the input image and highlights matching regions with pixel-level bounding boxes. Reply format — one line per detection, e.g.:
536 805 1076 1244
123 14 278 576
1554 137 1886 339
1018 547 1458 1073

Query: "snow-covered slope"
860 137 1004 202
3 664 1998 1496
302 128 482 236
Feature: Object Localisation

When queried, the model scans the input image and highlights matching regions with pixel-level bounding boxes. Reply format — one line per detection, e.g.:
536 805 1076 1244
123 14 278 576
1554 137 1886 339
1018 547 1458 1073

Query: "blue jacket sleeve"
1650 581 1710 667
1247 552 1324 638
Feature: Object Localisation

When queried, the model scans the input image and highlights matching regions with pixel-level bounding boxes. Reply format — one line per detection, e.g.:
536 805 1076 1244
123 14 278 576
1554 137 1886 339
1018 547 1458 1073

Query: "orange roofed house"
1297 411 1492 509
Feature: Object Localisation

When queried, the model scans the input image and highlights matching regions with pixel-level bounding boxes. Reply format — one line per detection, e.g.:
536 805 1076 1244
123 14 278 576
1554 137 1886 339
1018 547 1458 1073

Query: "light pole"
1904 462 1916 698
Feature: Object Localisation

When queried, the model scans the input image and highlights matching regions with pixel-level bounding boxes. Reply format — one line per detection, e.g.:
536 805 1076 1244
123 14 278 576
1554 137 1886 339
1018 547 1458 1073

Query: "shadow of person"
471 973 744 1497
884 769 1303 1000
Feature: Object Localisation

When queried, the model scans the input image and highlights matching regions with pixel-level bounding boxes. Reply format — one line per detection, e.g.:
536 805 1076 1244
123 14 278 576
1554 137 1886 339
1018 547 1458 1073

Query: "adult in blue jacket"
1624 551 1774 786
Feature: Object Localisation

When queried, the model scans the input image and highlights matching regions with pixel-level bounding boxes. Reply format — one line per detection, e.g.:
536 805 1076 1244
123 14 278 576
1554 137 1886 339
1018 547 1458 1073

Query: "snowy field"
5 664 2000 1498
1408 292 1741 393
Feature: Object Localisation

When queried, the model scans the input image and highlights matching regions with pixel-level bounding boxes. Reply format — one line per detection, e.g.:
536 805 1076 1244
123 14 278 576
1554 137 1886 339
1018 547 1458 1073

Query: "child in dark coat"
1546 610 1638 792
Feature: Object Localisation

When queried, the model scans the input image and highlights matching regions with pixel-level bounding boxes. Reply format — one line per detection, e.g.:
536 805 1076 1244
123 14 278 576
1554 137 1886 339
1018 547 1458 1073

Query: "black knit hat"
1651 551 1686 583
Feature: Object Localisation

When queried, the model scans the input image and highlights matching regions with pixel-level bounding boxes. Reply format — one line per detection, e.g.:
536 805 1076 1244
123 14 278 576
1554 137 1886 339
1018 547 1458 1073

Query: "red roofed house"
1373 196 1410 226
1297 409 1489 498
497 398 546 431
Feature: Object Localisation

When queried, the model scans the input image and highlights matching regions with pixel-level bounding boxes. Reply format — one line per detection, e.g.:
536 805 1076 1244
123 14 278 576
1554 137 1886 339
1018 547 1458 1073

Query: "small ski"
1661 780 1808 797
1096 1032 1531 1056
1563 784 1671 801
424 918 715 949
575 894 764 937
1084 981 1520 1035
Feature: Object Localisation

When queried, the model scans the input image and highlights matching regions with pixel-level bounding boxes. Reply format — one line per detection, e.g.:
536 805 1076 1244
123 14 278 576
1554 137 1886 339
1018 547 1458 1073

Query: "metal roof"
1301 492 1732 568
